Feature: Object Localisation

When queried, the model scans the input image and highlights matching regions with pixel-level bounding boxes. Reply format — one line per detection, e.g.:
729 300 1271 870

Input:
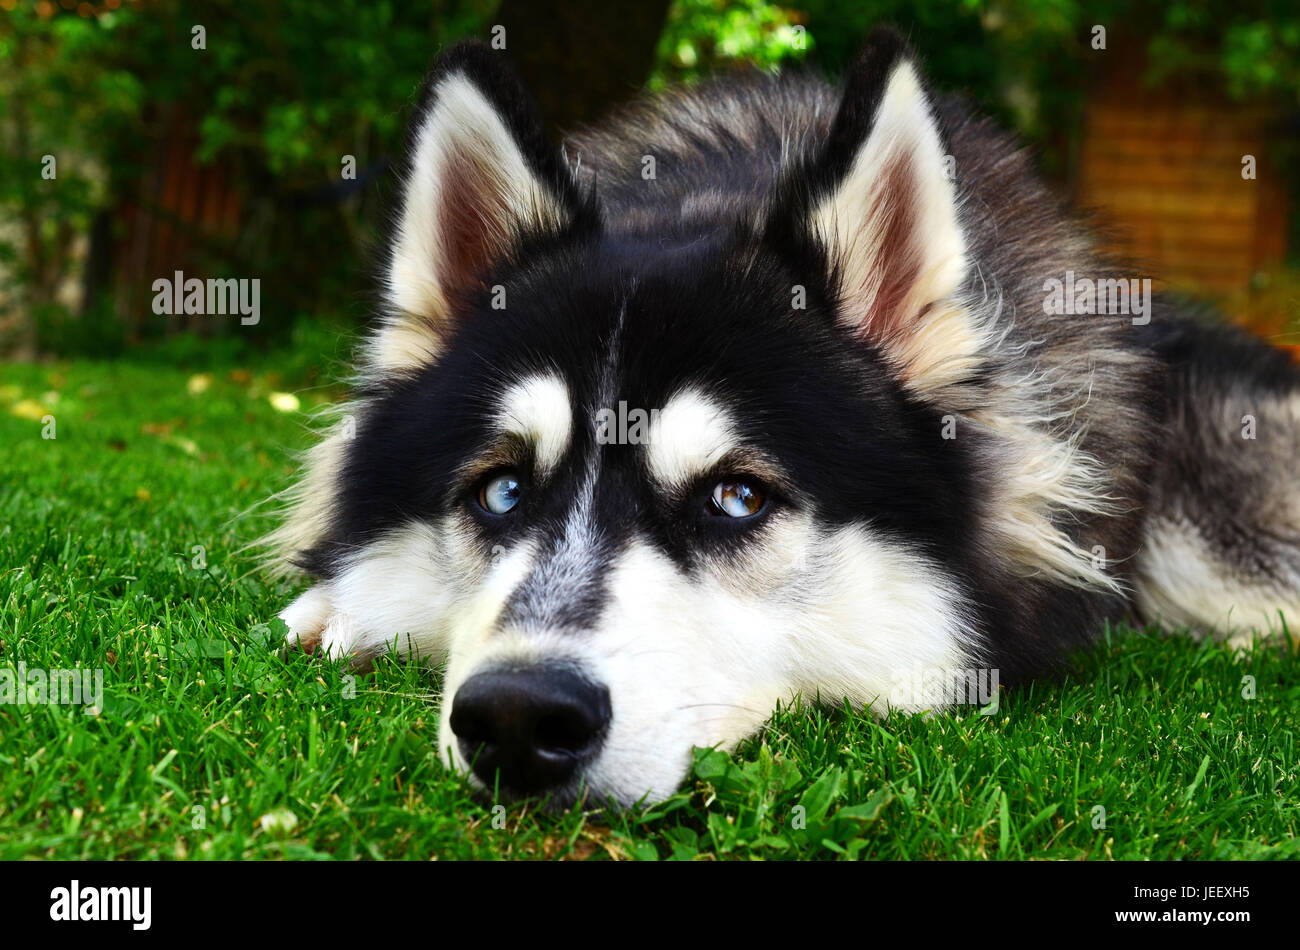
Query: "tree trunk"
494 0 672 134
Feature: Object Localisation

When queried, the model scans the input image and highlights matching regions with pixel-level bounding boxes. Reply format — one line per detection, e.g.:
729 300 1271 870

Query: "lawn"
1 339 1297 860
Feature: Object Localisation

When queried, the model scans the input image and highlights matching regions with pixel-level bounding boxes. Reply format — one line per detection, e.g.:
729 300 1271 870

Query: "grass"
1 343 1298 860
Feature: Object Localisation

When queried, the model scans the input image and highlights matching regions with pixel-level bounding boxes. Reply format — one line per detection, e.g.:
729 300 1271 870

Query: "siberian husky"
264 29 1300 807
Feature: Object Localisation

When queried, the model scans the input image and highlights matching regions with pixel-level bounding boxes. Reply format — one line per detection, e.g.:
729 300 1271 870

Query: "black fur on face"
302 29 992 649
306 222 983 592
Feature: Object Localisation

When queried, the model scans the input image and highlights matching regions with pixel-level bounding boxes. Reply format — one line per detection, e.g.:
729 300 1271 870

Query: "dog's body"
266 31 1300 807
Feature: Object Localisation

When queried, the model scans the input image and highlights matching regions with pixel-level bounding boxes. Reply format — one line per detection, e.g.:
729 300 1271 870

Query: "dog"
263 28 1300 808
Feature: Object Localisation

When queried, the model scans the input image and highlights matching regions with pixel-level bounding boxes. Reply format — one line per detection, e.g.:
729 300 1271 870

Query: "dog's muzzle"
449 663 611 798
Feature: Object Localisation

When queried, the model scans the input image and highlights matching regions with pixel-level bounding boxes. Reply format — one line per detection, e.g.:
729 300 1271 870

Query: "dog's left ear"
372 42 593 376
773 29 972 390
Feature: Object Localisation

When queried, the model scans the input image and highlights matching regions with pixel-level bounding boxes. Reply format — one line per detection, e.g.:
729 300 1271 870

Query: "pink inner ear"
857 154 922 344
438 147 511 296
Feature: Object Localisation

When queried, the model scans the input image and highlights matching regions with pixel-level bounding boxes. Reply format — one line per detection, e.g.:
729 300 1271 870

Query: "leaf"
692 747 732 780
663 826 700 861
997 789 1011 855
1022 802 1060 837
837 787 894 824
1183 754 1212 802
797 766 845 823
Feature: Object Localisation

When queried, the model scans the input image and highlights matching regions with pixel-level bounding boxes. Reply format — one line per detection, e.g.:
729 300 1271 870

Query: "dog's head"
292 31 992 808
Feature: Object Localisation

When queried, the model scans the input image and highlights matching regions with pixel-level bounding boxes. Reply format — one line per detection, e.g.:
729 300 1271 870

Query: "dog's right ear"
371 42 593 376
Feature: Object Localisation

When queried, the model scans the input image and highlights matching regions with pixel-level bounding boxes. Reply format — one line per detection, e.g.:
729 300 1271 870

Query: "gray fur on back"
564 65 1300 647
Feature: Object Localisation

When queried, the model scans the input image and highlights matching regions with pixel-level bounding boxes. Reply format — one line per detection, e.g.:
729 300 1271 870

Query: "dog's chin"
460 769 666 814
445 733 691 811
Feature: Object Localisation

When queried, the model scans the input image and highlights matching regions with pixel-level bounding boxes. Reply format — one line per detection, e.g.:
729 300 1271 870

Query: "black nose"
450 665 612 796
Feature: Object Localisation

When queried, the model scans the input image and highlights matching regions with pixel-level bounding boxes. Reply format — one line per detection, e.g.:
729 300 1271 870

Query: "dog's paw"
277 585 367 663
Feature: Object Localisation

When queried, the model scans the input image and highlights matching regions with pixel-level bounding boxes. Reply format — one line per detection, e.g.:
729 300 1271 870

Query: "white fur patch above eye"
646 387 740 489
497 374 573 475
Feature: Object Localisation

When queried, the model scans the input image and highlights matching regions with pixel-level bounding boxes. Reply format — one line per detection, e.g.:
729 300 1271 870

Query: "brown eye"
710 480 765 518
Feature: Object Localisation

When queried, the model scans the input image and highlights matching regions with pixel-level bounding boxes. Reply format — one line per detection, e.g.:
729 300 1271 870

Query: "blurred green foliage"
1146 1 1300 99
651 0 813 88
655 1 1300 150
0 0 496 355
1 0 1296 357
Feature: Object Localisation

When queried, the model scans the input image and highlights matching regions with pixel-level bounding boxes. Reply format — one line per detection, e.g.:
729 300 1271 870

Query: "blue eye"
478 473 523 515
710 480 765 518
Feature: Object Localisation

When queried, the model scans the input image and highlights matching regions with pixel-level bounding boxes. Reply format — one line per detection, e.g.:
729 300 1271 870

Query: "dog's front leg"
277 583 436 668
278 584 348 657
